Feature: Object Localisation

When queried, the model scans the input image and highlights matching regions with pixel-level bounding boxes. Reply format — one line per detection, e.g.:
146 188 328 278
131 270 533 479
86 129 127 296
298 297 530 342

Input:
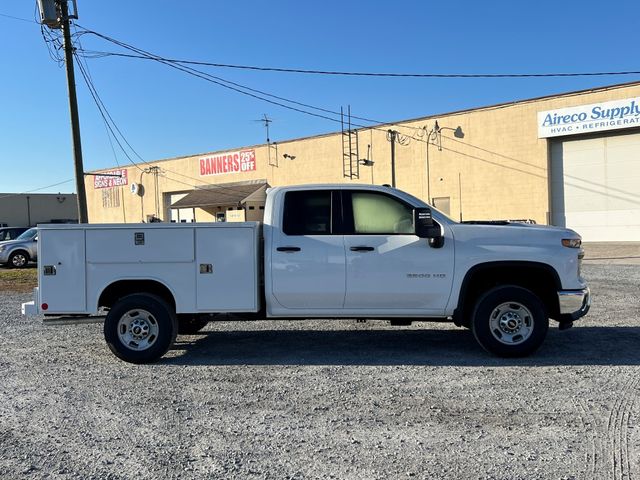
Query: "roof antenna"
254 113 273 143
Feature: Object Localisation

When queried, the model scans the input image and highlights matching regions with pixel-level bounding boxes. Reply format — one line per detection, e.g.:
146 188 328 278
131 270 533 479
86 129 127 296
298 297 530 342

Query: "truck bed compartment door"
38 229 86 313
195 226 259 312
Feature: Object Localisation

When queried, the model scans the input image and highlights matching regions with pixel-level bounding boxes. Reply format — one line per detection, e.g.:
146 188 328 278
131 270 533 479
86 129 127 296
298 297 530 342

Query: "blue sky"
1 0 638 193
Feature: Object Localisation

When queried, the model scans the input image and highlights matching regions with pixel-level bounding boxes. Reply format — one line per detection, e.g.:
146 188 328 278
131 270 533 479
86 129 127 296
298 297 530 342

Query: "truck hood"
445 222 584 290
451 221 580 242
447 221 582 274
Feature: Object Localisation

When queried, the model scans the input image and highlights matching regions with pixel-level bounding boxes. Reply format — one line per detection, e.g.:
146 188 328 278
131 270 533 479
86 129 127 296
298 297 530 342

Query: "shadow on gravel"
162 326 640 367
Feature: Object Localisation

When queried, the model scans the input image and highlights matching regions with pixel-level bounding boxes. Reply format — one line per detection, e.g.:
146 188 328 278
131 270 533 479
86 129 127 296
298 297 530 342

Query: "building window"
432 197 451 216
101 188 120 209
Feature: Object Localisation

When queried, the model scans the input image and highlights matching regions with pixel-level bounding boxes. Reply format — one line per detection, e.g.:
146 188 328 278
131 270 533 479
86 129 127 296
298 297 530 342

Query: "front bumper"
557 287 591 321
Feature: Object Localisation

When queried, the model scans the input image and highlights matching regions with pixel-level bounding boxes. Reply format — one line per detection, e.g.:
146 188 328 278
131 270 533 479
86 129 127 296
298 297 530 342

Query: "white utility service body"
29 222 260 316
22 184 590 363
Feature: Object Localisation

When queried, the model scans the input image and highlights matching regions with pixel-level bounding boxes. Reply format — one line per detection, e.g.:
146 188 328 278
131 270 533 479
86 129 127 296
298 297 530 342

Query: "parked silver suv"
0 227 38 268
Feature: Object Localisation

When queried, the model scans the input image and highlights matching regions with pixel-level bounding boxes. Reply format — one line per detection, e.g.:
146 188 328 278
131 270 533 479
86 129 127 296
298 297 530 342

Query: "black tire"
8 250 29 268
104 293 177 364
471 285 548 357
178 315 209 334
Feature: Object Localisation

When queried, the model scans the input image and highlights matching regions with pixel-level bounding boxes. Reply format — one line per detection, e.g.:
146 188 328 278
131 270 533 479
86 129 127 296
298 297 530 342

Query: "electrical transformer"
37 0 78 29
37 0 60 28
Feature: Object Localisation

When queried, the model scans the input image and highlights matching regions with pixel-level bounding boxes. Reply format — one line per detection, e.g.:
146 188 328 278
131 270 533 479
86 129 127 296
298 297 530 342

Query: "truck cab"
264 185 455 318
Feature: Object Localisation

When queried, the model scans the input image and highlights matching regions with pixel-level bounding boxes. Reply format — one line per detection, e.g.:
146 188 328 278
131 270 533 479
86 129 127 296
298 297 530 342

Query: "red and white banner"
199 149 256 176
94 169 129 189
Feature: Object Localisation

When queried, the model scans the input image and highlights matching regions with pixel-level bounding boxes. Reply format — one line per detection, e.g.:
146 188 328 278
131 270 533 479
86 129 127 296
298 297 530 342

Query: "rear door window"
282 191 333 235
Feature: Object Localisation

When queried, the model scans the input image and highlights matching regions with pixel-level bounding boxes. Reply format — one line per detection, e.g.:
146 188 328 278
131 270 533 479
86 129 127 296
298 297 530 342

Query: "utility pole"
387 130 397 187
59 0 88 223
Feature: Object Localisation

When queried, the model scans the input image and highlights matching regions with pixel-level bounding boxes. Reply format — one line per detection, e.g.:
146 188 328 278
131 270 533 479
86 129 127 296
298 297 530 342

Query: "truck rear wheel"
104 293 177 364
471 285 548 357
178 315 209 334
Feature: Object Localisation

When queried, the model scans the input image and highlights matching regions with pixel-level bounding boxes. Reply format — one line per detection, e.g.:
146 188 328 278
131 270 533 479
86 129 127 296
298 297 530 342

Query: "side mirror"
414 208 441 239
34 236 38 242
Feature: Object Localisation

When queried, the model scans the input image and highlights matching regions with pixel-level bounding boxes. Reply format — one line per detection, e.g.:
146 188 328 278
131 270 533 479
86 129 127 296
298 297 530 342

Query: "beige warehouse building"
86 81 640 242
0 193 78 227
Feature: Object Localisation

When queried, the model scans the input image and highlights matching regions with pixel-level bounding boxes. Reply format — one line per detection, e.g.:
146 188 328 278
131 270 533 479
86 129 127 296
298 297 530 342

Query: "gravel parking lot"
1 251 639 479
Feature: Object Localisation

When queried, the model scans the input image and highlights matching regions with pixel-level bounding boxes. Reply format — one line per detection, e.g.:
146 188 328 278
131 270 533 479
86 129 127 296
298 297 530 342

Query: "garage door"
551 131 640 242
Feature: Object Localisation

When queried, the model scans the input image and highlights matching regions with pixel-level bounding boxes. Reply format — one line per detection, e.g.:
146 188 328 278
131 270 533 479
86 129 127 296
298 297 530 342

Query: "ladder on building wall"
341 106 360 179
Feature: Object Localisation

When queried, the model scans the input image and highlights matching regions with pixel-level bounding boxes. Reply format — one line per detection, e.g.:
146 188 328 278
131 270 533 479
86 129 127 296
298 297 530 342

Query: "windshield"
16 228 37 240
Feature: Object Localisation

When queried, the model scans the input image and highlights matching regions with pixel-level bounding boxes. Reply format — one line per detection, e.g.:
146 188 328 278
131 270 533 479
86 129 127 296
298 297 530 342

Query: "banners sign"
199 149 257 176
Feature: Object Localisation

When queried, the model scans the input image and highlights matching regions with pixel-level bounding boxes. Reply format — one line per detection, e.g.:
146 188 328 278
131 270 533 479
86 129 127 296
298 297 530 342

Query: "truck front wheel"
104 293 177 364
471 286 548 357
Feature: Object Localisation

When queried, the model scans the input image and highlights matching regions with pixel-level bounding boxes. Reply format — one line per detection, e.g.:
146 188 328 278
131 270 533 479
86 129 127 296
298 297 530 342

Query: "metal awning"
170 180 268 209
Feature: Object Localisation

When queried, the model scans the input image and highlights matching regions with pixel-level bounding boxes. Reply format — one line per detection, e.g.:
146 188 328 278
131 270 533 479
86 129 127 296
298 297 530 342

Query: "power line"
74 27 424 140
73 47 640 79
73 52 146 172
73 51 274 199
73 27 121 167
75 28 351 126
0 12 39 24
77 29 445 173
78 45 386 126
75 27 447 165
80 28 592 148
0 179 75 200
73 25 523 186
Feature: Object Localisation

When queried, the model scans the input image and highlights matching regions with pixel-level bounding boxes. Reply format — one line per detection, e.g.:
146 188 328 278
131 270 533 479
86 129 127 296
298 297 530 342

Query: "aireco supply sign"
538 97 640 138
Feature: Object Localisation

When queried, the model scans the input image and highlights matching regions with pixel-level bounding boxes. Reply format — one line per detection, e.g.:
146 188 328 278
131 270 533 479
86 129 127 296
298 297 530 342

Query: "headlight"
562 238 582 248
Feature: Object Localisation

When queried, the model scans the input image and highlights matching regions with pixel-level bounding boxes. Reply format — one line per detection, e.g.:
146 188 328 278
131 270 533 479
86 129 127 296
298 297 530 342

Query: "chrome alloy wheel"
117 309 159 351
11 253 27 267
489 302 534 345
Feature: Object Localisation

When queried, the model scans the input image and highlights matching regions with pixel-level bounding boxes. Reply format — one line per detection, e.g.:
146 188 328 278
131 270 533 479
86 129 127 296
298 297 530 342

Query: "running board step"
43 316 105 326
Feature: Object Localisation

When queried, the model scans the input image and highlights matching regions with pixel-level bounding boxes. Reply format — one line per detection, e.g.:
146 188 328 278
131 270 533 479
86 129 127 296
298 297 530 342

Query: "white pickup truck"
22 184 590 363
